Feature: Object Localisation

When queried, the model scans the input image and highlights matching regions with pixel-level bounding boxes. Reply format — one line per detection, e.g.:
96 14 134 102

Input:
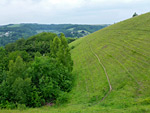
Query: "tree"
50 33 73 72
11 77 31 104
132 12 138 17
50 36 61 57
0 56 31 108
0 47 8 83
58 33 73 72
7 56 27 85
28 56 73 103
15 38 26 51
8 51 31 62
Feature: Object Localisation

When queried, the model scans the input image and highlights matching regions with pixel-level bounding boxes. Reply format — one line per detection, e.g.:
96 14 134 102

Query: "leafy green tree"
34 51 42 57
15 38 26 50
28 56 73 103
0 81 11 108
67 38 77 43
50 36 61 57
5 43 16 52
50 33 73 71
11 77 31 104
0 47 8 83
7 56 27 85
24 32 57 56
0 56 31 108
28 86 42 107
8 51 31 62
58 33 73 72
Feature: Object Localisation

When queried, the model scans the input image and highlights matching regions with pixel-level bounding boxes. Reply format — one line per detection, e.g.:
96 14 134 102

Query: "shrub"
5 101 16 109
56 92 70 105
17 104 27 110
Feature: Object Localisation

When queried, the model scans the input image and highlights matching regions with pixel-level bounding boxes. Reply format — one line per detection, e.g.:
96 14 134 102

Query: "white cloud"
0 0 149 25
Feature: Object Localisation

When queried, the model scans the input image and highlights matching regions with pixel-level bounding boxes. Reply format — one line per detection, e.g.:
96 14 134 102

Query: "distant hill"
0 24 109 46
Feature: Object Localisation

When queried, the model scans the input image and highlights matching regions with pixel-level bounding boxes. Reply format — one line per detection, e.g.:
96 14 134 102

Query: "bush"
56 92 70 105
5 101 16 109
17 104 27 110
70 46 75 50
0 33 74 108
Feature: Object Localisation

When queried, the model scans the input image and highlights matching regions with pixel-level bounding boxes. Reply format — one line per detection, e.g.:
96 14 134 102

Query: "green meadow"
1 12 150 113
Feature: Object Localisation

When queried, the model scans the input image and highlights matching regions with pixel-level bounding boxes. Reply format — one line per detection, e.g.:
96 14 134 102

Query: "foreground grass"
1 12 150 112
1 104 150 113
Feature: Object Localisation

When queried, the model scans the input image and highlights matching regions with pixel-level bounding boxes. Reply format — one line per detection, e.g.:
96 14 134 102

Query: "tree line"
0 24 108 46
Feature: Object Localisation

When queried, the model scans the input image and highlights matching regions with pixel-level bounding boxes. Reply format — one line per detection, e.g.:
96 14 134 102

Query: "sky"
0 0 149 25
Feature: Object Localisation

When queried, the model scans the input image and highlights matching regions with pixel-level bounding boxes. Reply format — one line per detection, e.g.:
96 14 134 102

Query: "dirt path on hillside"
88 43 112 102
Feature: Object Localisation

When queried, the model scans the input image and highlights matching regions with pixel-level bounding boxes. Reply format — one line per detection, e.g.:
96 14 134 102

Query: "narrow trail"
87 40 112 102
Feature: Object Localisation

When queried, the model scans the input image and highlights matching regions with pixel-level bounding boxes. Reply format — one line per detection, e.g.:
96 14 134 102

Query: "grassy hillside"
1 13 150 113
69 12 150 112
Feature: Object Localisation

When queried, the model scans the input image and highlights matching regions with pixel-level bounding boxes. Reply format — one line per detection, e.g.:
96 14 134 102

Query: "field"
1 13 150 113
7 24 21 28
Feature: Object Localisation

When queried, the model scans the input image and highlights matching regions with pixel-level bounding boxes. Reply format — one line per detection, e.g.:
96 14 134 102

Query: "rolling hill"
1 13 150 113
0 24 108 46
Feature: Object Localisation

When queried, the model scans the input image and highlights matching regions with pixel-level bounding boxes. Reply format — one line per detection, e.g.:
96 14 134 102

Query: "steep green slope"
1 13 150 113
69 12 150 111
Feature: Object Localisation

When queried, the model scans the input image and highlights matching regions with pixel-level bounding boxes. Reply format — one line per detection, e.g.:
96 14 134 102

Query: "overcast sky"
0 0 149 25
